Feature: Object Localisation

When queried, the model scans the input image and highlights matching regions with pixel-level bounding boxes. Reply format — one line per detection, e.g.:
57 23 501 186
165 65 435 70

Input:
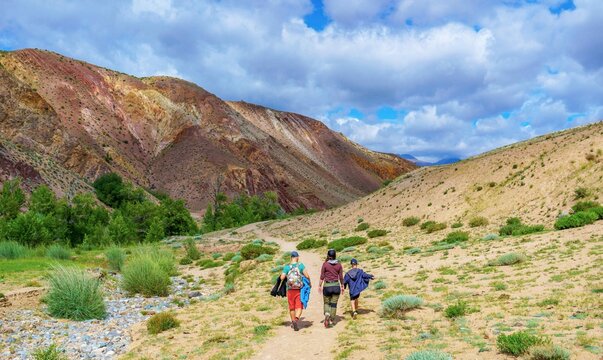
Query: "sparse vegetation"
240 243 277 260
367 229 387 238
468 216 489 227
296 238 327 250
46 266 106 321
355 222 369 231
497 331 547 356
451 222 463 228
489 252 527 266
573 187 590 199
147 312 180 334
381 295 423 318
328 236 367 251
402 216 420 226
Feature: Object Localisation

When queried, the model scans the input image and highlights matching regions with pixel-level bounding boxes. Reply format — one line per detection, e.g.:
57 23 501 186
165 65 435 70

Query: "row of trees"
0 174 197 248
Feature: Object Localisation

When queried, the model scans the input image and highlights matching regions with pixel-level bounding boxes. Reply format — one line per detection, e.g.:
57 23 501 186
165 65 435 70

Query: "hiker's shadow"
282 318 314 329
356 309 374 315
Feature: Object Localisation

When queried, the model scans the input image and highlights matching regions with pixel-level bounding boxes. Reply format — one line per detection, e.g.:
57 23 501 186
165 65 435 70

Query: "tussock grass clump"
222 252 236 261
554 211 598 230
133 247 177 276
296 238 327 250
402 217 420 226
367 229 387 238
451 222 463 228
122 256 171 297
46 244 71 260
500 217 545 236
184 238 201 260
405 350 452 360
468 216 489 227
230 254 243 263
0 241 27 259
46 266 106 320
443 231 469 243
253 324 271 336
355 222 370 231
497 331 547 356
179 257 193 265
197 259 223 269
423 222 446 233
420 220 436 230
381 295 423 318
489 252 526 266
373 280 387 290
255 254 273 262
328 236 367 251
405 247 421 255
240 243 276 260
529 344 570 360
444 300 468 318
105 246 126 272
32 344 68 360
147 312 180 334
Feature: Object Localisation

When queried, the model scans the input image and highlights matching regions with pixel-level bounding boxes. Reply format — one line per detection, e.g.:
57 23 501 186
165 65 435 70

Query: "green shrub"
122 256 171 297
373 280 387 290
134 247 177 276
254 324 271 336
46 244 71 260
424 222 446 233
451 222 463 228
339 254 353 262
223 252 236 261
32 344 68 360
355 222 370 231
296 238 327 250
46 266 106 320
328 236 367 251
469 216 489 227
405 247 421 255
482 233 500 241
381 295 423 318
529 344 570 360
402 217 420 226
147 312 180 334
184 238 201 260
105 246 126 272
571 201 599 213
256 254 273 262
554 211 598 230
367 229 387 238
443 231 469 243
0 241 27 259
489 252 527 266
497 331 547 356
404 350 452 360
211 252 222 259
574 187 590 199
179 257 193 265
500 217 545 236
420 220 436 230
241 243 276 260
197 259 223 269
357 217 364 223
444 300 468 318
231 255 243 263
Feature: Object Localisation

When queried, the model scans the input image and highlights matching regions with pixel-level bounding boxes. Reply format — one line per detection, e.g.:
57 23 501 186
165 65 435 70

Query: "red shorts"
287 289 302 310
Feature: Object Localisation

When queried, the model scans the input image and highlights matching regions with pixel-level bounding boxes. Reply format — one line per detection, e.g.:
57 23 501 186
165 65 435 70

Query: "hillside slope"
0 49 415 211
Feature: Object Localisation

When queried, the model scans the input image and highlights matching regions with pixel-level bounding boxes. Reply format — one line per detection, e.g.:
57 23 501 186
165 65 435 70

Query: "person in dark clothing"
343 258 374 319
318 249 344 328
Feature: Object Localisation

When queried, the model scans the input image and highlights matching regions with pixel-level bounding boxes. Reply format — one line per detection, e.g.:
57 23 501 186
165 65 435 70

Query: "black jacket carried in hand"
271 277 287 297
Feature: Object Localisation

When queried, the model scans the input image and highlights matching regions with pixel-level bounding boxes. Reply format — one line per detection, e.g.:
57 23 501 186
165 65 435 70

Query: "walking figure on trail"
318 249 344 328
280 251 311 331
343 258 374 319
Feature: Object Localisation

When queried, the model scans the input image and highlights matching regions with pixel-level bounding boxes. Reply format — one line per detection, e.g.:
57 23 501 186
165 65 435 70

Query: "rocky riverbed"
0 274 213 360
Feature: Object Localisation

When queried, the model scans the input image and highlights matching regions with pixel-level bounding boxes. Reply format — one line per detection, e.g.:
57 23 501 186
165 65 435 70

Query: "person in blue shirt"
280 251 311 331
343 258 374 319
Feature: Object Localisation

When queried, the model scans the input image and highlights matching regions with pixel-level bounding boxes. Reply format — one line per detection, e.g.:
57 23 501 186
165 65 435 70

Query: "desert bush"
32 344 68 360
402 217 420 226
404 350 452 360
256 254 273 262
296 238 327 250
571 201 599 213
179 257 193 265
147 312 180 334
197 259 223 269
328 236 367 251
211 252 222 259
405 247 421 255
424 222 446 233
443 231 469 243
420 220 436 230
451 222 463 228
529 344 570 360
497 331 547 356
339 254 353 262
574 187 590 199
444 300 468 318
0 241 27 259
184 238 201 260
367 229 387 238
482 233 500 241
554 211 598 230
373 280 387 290
105 246 126 271
381 295 423 318
469 216 489 227
46 266 106 320
355 222 370 231
223 252 236 261
489 252 527 266
357 217 364 223
241 243 276 260
122 256 171 297
230 255 243 263
46 244 71 260
500 217 545 236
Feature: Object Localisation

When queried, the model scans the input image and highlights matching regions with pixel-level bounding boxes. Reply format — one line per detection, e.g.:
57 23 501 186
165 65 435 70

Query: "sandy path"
249 225 345 360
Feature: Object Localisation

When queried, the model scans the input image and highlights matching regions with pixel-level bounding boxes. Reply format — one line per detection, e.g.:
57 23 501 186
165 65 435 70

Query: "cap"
290 251 299 258
350 258 358 265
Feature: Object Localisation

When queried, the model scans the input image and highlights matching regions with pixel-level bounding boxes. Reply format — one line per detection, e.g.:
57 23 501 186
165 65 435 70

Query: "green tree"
3 212 53 246
69 193 110 246
0 178 25 220
29 185 57 215
159 198 197 236
145 217 165 242
82 224 111 248
120 200 159 241
93 173 144 208
107 212 136 244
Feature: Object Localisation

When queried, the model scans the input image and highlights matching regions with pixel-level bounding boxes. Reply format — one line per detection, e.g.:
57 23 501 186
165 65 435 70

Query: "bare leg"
289 310 296 322
295 308 302 320
354 299 359 311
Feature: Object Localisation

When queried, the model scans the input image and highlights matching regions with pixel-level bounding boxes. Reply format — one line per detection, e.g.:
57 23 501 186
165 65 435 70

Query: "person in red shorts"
280 251 311 331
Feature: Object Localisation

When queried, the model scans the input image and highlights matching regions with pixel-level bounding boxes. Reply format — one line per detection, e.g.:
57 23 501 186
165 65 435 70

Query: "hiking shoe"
293 320 299 331
352 311 358 319
324 314 330 328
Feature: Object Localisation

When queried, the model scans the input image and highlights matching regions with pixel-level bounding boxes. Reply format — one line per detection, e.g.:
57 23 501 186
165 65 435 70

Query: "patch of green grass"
0 241 28 259
240 243 276 260
296 238 328 250
46 265 106 321
451 222 463 228
328 236 367 251
179 257 193 265
105 246 126 272
536 298 559 307
488 252 527 266
46 244 71 260
253 325 271 336
469 216 489 227
444 300 468 318
197 259 224 269
381 295 423 319
367 229 387 238
491 281 507 291
402 217 420 226
497 331 547 356
32 344 68 360
147 312 180 334
404 350 452 360
442 231 469 243
355 222 370 231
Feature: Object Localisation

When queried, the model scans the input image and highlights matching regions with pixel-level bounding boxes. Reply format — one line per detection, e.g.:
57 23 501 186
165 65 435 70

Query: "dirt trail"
248 224 345 360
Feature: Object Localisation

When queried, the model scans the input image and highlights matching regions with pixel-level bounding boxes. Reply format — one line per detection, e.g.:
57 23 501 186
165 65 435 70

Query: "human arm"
318 263 325 293
339 264 345 291
302 268 311 287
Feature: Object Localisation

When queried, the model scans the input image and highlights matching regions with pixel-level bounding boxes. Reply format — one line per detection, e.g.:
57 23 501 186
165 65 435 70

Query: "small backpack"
286 264 303 289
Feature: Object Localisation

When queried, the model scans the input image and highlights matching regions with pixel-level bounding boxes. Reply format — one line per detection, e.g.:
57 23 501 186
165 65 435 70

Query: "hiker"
343 258 374 319
318 249 344 328
280 251 311 331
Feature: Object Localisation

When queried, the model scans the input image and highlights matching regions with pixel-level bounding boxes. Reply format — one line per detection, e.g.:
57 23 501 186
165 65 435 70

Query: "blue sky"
1 0 602 162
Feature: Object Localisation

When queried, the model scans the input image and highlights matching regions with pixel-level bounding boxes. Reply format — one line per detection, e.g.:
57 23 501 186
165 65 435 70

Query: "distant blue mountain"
399 154 460 167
